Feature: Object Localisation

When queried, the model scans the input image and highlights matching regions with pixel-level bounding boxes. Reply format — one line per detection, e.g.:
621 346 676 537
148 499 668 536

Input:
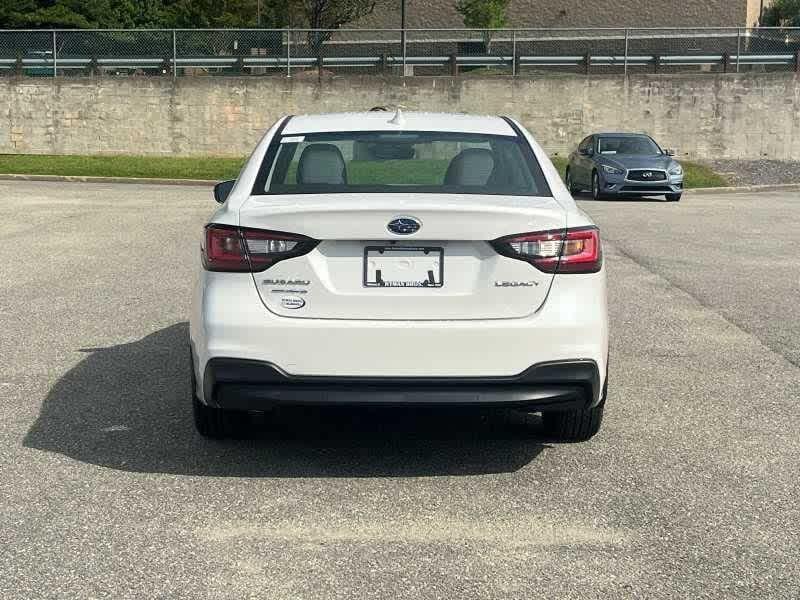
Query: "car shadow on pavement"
573 192 671 203
24 323 548 478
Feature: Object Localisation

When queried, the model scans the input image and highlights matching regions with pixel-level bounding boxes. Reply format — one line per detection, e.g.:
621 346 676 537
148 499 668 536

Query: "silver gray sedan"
566 133 684 201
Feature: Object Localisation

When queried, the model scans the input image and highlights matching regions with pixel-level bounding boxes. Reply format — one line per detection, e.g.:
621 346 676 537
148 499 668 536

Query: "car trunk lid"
239 193 566 320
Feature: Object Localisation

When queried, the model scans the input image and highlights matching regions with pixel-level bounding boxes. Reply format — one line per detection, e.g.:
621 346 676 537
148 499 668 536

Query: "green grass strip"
0 153 726 188
0 154 244 181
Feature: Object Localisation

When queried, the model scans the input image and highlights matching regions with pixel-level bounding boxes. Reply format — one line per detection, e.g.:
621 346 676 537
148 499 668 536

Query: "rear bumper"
190 267 609 406
191 270 608 378
200 357 602 411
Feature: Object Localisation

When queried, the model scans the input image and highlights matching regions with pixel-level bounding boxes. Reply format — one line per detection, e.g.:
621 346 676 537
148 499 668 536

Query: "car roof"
282 111 517 136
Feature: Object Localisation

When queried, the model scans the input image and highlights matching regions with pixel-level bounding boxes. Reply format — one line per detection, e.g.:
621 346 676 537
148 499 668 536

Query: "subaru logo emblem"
387 216 421 235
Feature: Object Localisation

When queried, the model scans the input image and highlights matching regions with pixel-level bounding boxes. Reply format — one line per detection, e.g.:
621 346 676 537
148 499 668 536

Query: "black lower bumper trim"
617 185 678 194
201 358 601 412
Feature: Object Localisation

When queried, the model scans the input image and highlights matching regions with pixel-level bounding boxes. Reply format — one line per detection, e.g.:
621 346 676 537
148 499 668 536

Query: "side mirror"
664 148 676 156
213 179 236 204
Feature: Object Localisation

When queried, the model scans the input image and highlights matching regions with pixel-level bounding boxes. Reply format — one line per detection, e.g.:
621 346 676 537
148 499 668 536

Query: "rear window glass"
254 131 551 197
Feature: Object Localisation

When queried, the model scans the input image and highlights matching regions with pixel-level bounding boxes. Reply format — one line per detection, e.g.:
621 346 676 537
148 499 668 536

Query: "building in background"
353 0 773 29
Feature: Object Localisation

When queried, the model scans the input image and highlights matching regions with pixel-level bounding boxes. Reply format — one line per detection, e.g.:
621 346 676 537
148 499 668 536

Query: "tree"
293 0 377 31
455 0 510 53
761 0 800 27
0 0 291 29
0 1 45 28
0 0 137 29
213 0 291 28
291 0 378 68
165 0 289 28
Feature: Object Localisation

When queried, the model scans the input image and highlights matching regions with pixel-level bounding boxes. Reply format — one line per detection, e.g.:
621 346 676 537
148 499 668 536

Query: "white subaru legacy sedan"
190 111 608 441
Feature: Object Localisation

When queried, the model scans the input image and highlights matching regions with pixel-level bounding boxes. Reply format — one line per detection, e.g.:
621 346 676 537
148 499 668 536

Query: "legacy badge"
495 280 539 287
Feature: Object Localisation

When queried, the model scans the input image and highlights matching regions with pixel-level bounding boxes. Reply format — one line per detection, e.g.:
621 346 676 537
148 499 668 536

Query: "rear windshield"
253 130 551 196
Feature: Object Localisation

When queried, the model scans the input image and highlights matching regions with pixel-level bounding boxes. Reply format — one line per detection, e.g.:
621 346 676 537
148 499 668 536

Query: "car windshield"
597 136 661 155
256 131 551 196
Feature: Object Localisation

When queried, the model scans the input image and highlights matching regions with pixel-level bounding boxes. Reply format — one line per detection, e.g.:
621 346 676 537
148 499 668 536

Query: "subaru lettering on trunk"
190 110 609 442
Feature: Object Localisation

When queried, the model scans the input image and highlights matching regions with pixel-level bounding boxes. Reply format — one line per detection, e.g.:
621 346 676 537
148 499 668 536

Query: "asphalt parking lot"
2 181 799 599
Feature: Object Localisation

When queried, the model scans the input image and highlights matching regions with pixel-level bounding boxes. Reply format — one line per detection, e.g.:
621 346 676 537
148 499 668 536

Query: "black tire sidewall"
592 172 602 200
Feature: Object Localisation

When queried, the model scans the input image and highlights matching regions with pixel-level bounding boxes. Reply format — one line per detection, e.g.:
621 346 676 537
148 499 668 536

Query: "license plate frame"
362 245 444 288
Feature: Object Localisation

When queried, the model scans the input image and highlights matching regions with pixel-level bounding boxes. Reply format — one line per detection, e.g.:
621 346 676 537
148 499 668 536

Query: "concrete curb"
686 183 800 194
1 173 798 193
0 173 216 186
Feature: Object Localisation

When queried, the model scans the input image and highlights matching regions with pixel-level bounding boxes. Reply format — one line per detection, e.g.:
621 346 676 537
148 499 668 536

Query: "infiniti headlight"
601 165 624 175
668 164 683 176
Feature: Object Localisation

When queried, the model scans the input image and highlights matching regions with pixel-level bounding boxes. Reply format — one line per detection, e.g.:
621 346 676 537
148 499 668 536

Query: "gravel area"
701 159 800 187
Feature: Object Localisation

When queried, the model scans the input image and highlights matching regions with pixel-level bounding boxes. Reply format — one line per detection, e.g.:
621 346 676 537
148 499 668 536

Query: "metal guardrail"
0 27 798 77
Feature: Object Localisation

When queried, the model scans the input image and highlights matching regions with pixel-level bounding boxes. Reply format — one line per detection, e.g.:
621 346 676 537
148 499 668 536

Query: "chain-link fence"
0 28 798 78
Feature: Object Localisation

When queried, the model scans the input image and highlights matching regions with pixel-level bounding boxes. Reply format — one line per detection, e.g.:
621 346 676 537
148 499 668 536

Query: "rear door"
239 193 566 320
574 136 594 186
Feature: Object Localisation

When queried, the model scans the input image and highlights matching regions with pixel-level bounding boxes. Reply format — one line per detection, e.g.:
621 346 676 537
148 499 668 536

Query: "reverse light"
491 226 602 274
203 224 318 272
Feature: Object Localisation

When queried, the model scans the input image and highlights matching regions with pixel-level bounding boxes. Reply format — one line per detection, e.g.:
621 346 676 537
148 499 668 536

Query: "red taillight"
204 225 249 272
202 224 318 272
491 226 602 274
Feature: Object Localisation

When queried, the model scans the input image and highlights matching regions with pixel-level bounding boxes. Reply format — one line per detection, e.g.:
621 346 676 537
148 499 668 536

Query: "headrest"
444 148 495 186
297 144 347 185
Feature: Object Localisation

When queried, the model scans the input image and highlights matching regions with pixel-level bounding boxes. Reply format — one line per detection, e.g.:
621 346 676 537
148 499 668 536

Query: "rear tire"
666 193 682 202
193 394 249 439
565 169 580 195
541 377 607 442
190 350 247 439
542 401 604 442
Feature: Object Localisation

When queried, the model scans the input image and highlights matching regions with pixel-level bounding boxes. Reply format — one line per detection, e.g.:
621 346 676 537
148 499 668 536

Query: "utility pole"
401 0 406 75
